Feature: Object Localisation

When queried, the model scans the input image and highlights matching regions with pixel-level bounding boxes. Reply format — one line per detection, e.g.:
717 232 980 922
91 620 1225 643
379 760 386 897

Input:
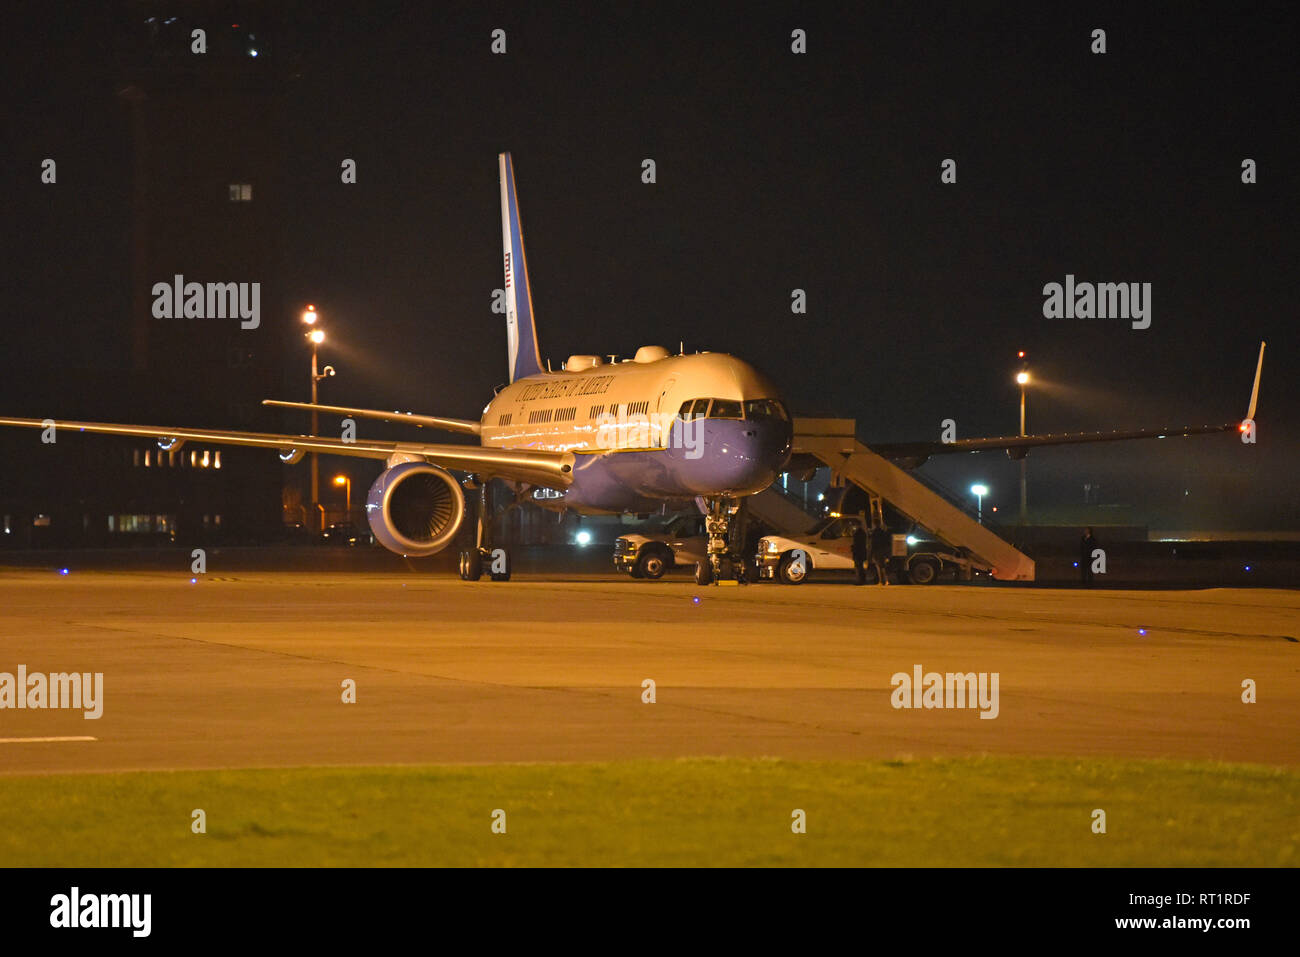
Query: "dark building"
1 4 295 548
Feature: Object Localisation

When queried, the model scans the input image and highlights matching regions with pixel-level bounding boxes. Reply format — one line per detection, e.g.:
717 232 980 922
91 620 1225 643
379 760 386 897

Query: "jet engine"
365 462 466 556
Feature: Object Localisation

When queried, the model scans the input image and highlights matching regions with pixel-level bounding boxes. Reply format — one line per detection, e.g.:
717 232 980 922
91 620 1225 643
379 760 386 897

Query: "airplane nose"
671 416 792 496
727 420 791 492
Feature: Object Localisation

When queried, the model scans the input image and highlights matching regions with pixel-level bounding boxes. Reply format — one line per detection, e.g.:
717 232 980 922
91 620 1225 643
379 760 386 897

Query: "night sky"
4 2 1296 527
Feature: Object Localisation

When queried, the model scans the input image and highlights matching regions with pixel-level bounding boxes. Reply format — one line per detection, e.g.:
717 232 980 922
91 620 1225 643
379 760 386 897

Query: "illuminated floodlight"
308 329 325 345
575 530 592 546
970 484 988 525
1016 372 1030 385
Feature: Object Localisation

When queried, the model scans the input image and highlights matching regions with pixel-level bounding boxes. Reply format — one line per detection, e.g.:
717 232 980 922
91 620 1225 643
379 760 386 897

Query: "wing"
261 400 481 436
870 423 1239 467
0 416 571 487
870 340 1265 468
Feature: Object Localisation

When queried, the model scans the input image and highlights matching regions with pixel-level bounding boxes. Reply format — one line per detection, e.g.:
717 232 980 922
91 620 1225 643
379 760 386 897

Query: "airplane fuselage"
480 350 793 512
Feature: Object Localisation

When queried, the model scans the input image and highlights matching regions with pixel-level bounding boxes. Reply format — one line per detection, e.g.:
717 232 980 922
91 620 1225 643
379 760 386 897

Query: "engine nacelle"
365 462 466 557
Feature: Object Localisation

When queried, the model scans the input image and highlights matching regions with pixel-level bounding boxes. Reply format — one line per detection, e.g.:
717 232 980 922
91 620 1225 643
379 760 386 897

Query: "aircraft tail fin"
499 152 545 383
1245 340 1265 421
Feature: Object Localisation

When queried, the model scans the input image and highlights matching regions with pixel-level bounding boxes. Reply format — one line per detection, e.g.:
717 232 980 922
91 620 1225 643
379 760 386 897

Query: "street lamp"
971 484 989 525
1016 352 1030 527
334 474 351 519
303 308 336 533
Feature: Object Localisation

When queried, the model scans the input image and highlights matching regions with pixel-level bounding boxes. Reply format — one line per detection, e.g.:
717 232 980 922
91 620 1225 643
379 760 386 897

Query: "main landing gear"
458 478 512 581
695 496 748 586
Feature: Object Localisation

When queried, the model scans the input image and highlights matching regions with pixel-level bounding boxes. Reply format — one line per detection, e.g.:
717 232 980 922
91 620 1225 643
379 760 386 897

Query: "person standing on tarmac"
1080 527 1098 586
870 524 892 586
851 519 869 585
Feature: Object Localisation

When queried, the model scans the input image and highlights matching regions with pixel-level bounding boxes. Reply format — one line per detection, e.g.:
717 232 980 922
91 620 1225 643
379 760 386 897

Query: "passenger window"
821 520 846 540
710 399 742 419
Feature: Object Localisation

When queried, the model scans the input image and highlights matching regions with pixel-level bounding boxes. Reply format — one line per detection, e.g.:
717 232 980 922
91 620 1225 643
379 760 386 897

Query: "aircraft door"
655 378 677 448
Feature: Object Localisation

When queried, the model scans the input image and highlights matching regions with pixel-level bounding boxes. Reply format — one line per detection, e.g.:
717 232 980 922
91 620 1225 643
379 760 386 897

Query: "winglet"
1246 341 1265 421
499 152 545 383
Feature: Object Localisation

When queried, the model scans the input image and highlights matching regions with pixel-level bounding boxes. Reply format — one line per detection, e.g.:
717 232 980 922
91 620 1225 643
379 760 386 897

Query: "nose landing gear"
700 496 749 585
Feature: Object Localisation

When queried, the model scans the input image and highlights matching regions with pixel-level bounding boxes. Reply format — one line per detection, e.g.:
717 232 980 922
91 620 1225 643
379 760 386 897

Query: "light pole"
334 474 351 522
302 305 334 533
971 484 988 525
1016 352 1030 527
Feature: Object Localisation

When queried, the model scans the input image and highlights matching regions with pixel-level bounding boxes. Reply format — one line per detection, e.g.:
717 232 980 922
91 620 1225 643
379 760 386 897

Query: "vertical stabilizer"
499 152 545 382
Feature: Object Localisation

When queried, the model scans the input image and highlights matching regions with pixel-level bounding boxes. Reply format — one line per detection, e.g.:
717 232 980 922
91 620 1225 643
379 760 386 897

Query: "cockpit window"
679 398 784 420
678 399 706 419
743 399 788 421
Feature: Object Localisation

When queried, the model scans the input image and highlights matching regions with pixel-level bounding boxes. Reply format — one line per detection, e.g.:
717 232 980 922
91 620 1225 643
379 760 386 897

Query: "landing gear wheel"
459 549 483 581
488 548 511 582
636 550 668 580
694 560 714 586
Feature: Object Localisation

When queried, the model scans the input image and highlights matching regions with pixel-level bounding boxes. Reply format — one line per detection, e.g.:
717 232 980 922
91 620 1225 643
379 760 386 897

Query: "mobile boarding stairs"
760 417 1035 582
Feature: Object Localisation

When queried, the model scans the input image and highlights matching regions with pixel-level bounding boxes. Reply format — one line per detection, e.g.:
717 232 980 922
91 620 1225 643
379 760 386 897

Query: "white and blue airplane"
1 154 796 583
0 154 1264 583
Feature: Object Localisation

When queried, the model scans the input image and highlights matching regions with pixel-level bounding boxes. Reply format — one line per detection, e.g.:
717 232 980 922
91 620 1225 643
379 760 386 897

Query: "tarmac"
1 565 1297 775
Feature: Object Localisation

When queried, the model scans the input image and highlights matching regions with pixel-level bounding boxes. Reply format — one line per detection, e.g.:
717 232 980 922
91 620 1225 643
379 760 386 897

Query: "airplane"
0 153 1266 585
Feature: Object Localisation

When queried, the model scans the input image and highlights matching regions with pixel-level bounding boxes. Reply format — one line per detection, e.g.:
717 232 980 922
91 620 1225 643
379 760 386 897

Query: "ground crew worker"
870 524 892 586
1081 527 1098 586
851 519 869 585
